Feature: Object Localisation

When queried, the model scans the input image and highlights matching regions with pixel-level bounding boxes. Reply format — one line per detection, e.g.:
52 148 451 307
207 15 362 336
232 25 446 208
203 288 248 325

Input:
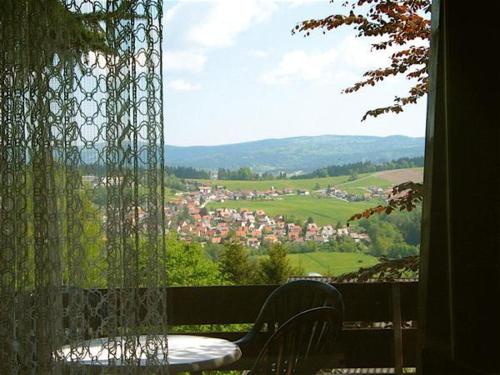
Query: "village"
82 174 389 248
165 184 377 248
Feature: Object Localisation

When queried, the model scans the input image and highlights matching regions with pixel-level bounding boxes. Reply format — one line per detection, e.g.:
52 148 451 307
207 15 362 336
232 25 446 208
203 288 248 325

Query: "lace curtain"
0 0 168 373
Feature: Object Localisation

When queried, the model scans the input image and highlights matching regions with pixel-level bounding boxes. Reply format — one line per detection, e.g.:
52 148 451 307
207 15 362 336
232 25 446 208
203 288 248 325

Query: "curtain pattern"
0 0 167 373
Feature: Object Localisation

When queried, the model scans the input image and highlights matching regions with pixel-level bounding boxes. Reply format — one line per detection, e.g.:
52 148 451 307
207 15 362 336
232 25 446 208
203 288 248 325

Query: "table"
58 335 242 373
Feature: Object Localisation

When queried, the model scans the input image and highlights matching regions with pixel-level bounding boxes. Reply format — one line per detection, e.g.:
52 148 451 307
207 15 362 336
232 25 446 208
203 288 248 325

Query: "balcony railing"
62 282 418 373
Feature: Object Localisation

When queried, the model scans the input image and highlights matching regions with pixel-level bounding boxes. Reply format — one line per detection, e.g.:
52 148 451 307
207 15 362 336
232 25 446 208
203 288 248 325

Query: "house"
198 185 211 194
255 209 266 217
321 225 335 237
262 234 279 244
246 237 260 248
350 232 370 243
235 228 247 238
210 237 221 244
82 175 99 186
336 227 349 237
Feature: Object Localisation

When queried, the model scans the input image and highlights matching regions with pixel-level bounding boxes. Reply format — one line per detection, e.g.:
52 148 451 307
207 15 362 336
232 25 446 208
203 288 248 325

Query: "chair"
248 306 343 375
235 280 344 354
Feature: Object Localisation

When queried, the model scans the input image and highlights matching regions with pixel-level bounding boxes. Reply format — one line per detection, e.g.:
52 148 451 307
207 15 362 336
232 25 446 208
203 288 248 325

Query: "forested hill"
166 135 424 173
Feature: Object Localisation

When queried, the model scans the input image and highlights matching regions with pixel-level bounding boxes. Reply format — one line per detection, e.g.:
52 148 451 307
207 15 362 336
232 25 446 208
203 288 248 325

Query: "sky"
163 0 428 146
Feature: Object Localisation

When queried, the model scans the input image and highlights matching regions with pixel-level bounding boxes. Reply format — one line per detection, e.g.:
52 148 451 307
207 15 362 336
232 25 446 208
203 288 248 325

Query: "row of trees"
292 157 424 180
166 166 211 179
170 236 301 286
215 157 423 181
162 156 423 185
218 241 300 284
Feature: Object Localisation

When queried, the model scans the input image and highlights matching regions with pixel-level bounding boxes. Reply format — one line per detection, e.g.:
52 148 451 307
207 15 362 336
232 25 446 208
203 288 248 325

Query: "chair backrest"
249 306 342 375
237 280 343 346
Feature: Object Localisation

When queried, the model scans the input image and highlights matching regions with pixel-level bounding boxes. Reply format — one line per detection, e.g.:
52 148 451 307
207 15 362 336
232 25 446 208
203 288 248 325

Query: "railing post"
392 283 403 375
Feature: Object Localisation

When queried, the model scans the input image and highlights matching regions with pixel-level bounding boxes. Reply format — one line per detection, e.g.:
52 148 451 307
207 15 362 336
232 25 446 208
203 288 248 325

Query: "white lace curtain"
0 1 168 373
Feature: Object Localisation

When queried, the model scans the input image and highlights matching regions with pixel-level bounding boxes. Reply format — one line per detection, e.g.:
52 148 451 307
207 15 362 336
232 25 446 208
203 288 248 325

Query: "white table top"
58 334 242 373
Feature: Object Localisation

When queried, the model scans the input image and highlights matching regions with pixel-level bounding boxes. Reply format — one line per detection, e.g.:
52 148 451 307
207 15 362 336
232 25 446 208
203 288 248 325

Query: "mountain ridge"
165 135 425 173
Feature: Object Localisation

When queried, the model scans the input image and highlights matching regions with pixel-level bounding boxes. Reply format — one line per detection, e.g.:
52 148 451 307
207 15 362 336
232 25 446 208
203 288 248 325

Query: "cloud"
260 35 408 86
248 49 270 59
288 0 323 7
167 79 202 91
164 50 207 73
165 2 183 24
336 36 391 71
260 49 338 84
188 0 278 48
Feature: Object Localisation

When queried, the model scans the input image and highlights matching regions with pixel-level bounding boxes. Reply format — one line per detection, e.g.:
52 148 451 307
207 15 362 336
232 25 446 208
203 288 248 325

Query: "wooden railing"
69 282 418 373
167 282 418 372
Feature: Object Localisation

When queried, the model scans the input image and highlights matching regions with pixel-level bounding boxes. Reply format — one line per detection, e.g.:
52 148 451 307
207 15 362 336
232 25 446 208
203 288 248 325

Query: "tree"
259 243 295 284
166 234 221 286
336 237 358 253
358 215 418 258
348 170 358 181
2 0 136 73
295 0 431 121
348 181 423 222
78 193 106 287
388 243 418 259
302 216 315 235
219 241 257 284
295 1 428 224
176 206 192 225
385 206 422 246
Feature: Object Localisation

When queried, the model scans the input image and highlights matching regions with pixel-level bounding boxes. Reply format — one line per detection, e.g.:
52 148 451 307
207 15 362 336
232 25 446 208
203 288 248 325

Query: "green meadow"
196 172 392 193
200 172 394 225
207 195 382 226
256 251 380 276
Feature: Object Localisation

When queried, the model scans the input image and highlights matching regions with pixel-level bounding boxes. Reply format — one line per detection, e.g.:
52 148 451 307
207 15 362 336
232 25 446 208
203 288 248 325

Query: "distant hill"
166 135 425 173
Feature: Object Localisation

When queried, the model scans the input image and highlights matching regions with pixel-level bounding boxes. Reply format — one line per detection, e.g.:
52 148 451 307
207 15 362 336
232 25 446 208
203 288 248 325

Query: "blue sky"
163 0 428 146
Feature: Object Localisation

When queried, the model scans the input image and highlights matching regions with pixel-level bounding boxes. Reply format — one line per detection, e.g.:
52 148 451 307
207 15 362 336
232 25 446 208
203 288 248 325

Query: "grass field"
256 251 380 276
198 168 423 225
334 174 393 194
207 195 381 225
195 172 392 193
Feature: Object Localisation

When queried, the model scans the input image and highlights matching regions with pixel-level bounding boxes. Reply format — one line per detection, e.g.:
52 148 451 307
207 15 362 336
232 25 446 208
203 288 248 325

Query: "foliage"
166 166 211 179
259 243 295 284
165 174 188 192
384 205 422 246
294 2 428 278
76 192 107 287
294 0 431 121
1 0 137 73
358 208 420 257
348 171 358 181
219 241 259 284
329 236 361 254
348 181 423 222
334 255 419 282
165 234 222 286
217 167 259 181
175 206 193 225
